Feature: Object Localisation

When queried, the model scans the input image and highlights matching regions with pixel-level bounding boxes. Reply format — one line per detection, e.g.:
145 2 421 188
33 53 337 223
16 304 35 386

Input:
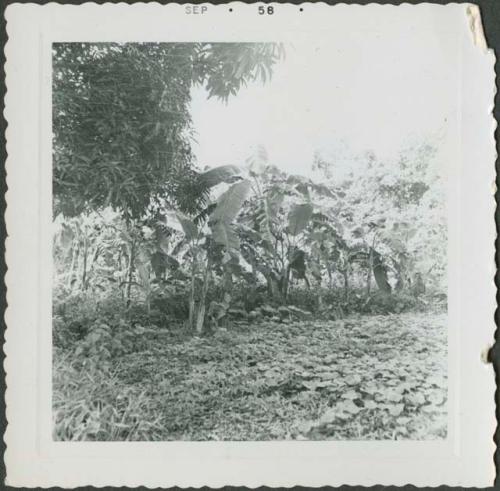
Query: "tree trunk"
67 243 78 290
372 250 391 294
86 246 100 288
343 269 349 300
195 258 211 335
374 265 391 293
282 265 291 304
394 255 409 291
126 240 135 308
317 278 323 310
188 253 197 330
81 238 88 291
117 250 124 300
266 274 280 301
327 266 333 289
395 274 405 291
366 249 373 295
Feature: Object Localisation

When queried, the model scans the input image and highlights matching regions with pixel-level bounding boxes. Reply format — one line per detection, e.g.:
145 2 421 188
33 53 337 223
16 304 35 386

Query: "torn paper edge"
465 3 490 53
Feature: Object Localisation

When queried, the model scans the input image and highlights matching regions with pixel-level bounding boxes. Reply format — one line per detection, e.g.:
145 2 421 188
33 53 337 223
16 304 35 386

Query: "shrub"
53 292 102 348
149 290 189 321
53 290 170 350
73 320 150 368
286 287 428 317
286 287 319 312
230 282 270 312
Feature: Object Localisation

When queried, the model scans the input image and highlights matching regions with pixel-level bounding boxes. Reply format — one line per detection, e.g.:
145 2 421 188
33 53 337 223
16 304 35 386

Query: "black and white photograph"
52 39 448 441
4 2 496 487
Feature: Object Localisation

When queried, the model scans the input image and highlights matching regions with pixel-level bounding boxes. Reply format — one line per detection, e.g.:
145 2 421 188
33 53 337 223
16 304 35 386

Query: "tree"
314 142 446 296
53 42 284 219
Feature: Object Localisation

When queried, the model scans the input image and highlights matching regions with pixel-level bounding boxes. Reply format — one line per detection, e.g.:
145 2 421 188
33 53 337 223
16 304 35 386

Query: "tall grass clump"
53 349 163 441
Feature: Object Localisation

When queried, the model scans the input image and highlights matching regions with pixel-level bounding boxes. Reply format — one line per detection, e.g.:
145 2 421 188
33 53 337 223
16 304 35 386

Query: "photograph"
52 40 448 441
4 2 495 487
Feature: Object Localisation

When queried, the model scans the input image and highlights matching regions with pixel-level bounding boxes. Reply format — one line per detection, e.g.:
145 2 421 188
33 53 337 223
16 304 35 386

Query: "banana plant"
164 167 251 334
239 164 315 303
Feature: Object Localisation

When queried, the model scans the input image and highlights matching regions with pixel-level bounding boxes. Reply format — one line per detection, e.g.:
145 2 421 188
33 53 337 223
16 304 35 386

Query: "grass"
53 350 164 440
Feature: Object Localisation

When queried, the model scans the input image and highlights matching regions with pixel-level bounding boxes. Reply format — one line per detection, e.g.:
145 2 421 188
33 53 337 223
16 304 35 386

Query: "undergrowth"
53 311 447 441
53 349 164 441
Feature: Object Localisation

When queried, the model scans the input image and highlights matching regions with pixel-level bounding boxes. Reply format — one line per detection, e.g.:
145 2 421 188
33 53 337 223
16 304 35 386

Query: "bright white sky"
189 9 459 179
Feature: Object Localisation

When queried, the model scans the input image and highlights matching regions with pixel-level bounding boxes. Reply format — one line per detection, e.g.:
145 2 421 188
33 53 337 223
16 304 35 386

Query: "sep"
185 5 208 14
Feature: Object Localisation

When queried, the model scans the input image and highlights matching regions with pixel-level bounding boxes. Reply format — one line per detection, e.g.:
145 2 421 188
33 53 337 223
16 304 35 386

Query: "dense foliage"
53 43 447 441
53 43 283 218
54 143 446 342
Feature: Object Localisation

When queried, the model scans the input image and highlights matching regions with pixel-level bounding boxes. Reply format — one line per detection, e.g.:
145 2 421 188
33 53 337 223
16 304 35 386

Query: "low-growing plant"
73 320 154 371
361 291 421 315
53 289 174 349
53 292 102 348
149 291 190 322
53 350 163 441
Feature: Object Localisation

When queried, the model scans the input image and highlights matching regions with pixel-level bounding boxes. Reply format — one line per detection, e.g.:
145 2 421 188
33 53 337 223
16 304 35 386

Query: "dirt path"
114 311 447 440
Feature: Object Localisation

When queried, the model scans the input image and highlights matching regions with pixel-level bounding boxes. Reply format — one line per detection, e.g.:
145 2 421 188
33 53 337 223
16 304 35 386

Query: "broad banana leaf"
311 182 336 198
165 211 198 240
238 223 263 243
136 262 151 289
260 198 275 244
211 221 240 252
211 180 251 223
286 174 309 185
287 203 313 236
257 191 284 244
199 165 241 188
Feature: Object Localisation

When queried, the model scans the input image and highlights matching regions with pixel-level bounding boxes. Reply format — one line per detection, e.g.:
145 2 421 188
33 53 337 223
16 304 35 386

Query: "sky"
189 8 460 180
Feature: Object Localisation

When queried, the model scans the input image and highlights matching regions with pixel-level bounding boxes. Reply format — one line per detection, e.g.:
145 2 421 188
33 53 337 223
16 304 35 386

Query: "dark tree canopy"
53 42 284 219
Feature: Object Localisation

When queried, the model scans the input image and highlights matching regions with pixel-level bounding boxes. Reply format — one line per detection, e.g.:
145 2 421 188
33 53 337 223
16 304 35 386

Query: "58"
258 5 274 15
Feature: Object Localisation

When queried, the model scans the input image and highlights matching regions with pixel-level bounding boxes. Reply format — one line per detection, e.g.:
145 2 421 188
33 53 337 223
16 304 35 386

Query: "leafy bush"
284 287 429 318
149 291 189 321
74 321 150 368
286 287 320 312
53 292 102 348
53 291 172 350
229 282 270 313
